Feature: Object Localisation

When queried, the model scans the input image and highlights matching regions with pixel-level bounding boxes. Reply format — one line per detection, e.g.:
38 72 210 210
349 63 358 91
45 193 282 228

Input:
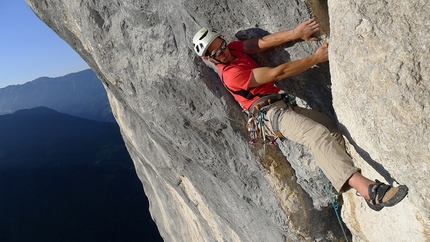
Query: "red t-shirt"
216 40 280 110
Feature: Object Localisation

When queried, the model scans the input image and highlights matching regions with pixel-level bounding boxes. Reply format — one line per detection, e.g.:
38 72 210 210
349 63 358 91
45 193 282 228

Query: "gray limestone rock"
329 1 430 241
26 0 429 241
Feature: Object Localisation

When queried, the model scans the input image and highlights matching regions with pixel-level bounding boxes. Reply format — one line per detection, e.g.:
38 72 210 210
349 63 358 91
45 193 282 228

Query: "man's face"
206 38 233 63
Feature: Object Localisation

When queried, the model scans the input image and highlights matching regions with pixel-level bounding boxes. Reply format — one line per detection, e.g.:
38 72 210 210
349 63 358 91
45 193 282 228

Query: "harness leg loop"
271 108 285 140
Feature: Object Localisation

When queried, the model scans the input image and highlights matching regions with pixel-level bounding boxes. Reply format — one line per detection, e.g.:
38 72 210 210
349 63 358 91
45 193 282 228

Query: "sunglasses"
208 39 227 58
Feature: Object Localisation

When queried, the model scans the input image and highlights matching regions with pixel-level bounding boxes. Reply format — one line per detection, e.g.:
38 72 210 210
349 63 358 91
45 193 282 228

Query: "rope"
319 169 349 242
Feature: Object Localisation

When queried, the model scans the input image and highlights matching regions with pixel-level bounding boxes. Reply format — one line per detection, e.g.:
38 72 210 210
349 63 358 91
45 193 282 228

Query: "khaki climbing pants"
264 100 360 192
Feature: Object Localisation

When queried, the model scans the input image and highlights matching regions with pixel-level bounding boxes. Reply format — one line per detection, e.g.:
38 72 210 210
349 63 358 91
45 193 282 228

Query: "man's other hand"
294 18 321 41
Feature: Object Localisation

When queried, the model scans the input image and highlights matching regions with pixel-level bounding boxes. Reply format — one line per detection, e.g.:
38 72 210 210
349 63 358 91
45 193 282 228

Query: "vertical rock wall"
26 0 429 241
329 0 430 241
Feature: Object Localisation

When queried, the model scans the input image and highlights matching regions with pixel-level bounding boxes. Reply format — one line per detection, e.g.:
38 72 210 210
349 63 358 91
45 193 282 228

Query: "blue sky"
0 0 89 88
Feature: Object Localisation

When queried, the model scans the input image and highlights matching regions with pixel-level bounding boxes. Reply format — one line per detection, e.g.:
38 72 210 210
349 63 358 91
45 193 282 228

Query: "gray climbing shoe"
366 180 409 211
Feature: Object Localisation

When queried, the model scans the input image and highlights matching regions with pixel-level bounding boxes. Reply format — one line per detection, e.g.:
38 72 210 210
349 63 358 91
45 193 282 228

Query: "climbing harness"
319 169 350 242
246 94 280 146
245 93 297 153
271 108 285 139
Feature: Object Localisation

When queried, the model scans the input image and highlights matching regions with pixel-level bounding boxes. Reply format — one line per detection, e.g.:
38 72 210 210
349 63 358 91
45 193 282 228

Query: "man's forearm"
273 55 319 80
258 29 300 50
250 55 319 87
250 43 328 87
243 18 321 54
243 29 299 54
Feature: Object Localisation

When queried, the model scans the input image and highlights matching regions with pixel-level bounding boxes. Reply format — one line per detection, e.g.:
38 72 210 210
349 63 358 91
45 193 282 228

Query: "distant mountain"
0 69 114 122
0 107 163 242
0 106 123 170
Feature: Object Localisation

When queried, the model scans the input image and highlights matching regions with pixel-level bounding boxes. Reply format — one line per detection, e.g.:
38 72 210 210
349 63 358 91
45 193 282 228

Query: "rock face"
26 0 429 241
328 1 430 241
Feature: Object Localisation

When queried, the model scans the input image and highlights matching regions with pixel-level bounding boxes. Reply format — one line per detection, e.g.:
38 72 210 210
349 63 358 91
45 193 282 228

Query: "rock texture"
26 0 429 241
328 1 430 241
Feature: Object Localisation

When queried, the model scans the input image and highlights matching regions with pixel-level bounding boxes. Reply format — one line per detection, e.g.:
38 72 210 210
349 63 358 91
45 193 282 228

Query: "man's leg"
265 101 357 192
264 101 408 210
292 106 346 150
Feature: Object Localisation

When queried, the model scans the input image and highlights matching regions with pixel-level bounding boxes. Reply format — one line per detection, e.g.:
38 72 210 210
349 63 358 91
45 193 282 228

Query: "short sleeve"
227 40 245 52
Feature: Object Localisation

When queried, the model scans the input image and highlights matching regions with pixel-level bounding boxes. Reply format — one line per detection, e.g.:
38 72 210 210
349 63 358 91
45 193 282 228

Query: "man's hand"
294 18 321 41
312 43 329 63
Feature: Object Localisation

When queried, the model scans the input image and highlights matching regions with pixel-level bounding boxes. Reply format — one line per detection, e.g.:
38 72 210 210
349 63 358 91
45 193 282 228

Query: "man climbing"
192 18 408 211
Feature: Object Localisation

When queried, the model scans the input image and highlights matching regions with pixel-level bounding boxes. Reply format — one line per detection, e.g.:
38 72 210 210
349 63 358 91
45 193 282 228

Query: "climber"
192 18 408 211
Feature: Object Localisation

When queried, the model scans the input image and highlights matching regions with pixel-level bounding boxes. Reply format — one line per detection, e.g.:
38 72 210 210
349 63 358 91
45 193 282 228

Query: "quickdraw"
245 104 277 153
247 115 260 144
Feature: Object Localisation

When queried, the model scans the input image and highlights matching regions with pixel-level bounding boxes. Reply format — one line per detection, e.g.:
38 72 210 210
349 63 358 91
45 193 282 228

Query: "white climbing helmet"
192 27 221 57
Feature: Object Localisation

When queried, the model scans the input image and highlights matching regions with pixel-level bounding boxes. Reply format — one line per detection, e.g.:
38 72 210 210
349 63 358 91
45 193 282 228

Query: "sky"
0 0 89 88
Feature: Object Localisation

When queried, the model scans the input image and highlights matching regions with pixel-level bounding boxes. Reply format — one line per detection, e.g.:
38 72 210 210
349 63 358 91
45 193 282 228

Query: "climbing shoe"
366 180 409 211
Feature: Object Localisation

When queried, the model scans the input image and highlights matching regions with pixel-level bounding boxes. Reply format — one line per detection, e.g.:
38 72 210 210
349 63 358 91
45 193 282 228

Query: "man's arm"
243 18 321 54
249 43 328 88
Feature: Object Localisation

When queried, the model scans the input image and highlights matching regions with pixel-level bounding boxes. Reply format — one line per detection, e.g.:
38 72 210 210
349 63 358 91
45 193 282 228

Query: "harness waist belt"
248 93 285 115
